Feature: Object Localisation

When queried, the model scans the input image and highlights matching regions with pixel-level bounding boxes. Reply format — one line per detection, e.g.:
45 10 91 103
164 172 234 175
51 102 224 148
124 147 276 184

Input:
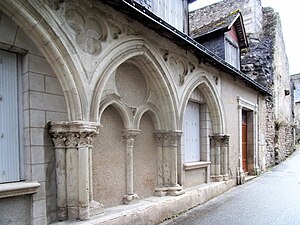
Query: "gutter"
102 0 271 95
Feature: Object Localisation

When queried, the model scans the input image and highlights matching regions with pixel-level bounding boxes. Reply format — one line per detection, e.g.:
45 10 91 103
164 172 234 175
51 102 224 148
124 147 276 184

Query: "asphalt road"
161 149 300 225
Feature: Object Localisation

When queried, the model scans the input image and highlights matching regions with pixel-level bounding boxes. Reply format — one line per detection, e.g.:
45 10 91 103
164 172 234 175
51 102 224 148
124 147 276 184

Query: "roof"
191 10 248 48
101 0 271 95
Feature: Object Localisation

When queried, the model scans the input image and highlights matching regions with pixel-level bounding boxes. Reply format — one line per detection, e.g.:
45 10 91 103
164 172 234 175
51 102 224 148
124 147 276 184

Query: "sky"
189 0 299 75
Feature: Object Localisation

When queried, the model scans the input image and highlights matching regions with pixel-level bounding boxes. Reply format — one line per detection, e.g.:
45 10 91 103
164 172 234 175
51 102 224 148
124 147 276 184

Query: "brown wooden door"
242 111 248 172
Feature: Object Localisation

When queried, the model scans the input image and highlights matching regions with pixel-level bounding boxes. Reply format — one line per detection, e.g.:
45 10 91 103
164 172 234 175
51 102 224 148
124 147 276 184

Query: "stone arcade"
0 0 287 224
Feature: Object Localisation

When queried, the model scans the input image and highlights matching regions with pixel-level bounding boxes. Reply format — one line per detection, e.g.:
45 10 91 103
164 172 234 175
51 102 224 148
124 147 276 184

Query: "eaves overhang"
101 0 271 96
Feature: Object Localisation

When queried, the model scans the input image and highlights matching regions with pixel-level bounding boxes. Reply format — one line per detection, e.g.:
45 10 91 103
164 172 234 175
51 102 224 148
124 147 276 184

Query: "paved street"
162 149 300 225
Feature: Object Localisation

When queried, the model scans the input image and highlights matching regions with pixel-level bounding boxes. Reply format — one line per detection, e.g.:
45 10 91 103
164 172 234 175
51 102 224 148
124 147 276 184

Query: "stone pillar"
237 106 245 185
154 131 184 196
253 111 261 175
221 135 230 181
154 132 168 196
122 129 140 204
49 121 102 221
210 134 230 182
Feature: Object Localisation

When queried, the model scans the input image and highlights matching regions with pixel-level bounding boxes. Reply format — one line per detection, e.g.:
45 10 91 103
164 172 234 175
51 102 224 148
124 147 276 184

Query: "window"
184 101 200 162
0 50 20 183
225 38 240 69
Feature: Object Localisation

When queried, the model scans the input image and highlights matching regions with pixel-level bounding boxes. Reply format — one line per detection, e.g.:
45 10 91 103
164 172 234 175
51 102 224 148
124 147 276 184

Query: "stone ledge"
51 179 235 225
183 161 211 171
0 181 40 198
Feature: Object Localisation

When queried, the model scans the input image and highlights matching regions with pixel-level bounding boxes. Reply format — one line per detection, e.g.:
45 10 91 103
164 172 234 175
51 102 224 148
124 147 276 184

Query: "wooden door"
242 111 248 172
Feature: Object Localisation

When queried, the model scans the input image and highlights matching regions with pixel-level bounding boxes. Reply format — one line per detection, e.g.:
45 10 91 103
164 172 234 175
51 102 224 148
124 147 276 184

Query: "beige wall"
93 106 126 208
134 112 157 199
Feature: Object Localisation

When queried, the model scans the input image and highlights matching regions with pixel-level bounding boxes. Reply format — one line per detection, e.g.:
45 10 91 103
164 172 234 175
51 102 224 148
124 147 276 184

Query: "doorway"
242 110 248 172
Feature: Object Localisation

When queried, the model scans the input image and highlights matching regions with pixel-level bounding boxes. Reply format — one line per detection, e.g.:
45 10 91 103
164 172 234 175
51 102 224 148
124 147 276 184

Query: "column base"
89 200 104 217
210 175 223 182
254 167 261 175
123 193 139 205
154 187 168 197
167 184 185 196
57 206 67 221
236 169 245 185
223 174 229 181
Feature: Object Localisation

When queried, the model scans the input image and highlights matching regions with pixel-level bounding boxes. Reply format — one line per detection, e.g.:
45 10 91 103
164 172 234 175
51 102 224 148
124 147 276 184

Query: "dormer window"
190 10 248 71
225 36 240 69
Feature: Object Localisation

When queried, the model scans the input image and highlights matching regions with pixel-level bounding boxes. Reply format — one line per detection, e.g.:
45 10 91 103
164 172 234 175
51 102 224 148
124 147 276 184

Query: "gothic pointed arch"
0 0 86 120
181 75 225 134
90 38 177 130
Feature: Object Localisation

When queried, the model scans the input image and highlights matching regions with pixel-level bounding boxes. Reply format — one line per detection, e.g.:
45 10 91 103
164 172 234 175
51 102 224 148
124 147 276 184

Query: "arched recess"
98 95 132 129
134 104 162 130
90 38 177 130
0 0 86 120
180 76 225 134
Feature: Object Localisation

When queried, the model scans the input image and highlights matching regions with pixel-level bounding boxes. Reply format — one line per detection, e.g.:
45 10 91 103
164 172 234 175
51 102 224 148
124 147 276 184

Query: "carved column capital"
49 121 100 149
163 131 182 147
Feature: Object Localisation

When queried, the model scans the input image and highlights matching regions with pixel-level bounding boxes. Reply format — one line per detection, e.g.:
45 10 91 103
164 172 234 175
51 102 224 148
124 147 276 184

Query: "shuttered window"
0 50 20 183
184 102 200 162
225 38 240 69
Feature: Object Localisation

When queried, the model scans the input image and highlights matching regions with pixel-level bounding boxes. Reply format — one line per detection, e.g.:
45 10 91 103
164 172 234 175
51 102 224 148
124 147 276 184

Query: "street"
162 149 300 225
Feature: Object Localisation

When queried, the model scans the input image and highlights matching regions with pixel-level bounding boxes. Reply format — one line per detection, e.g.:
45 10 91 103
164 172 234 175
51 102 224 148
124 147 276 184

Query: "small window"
225 38 240 69
184 101 200 162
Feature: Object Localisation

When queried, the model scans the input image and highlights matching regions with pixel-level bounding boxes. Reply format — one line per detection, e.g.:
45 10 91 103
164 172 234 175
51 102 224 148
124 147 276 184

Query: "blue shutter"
0 50 20 183
184 102 200 162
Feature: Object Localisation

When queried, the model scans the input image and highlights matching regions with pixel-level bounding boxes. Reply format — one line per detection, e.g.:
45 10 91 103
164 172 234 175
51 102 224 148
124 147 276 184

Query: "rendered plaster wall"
0 195 31 225
219 69 259 177
0 11 68 224
134 112 157 199
93 106 126 208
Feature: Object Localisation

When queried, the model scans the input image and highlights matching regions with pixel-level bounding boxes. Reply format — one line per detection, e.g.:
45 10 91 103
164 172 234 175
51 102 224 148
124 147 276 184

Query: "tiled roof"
190 10 240 38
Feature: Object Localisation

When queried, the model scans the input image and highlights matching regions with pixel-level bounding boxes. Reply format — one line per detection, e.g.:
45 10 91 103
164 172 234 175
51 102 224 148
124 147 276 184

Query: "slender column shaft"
78 145 90 220
55 148 67 221
122 129 140 204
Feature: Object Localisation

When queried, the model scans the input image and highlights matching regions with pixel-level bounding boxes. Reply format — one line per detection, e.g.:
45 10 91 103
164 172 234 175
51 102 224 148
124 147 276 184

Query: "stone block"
33 181 46 201
14 28 42 56
31 146 45 164
24 128 30 146
22 54 29 74
30 128 45 146
23 91 29 110
32 163 46 182
46 76 64 95
30 91 67 112
28 54 55 76
0 13 18 46
32 216 47 225
30 110 46 128
22 72 29 92
23 109 30 128
46 111 68 122
29 73 45 92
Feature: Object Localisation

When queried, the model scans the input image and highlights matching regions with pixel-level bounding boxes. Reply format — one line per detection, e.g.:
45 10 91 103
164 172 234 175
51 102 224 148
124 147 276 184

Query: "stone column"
51 133 67 221
237 106 245 185
50 121 102 221
221 135 230 181
122 129 140 204
154 131 184 196
210 134 226 182
154 132 168 196
253 111 260 175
